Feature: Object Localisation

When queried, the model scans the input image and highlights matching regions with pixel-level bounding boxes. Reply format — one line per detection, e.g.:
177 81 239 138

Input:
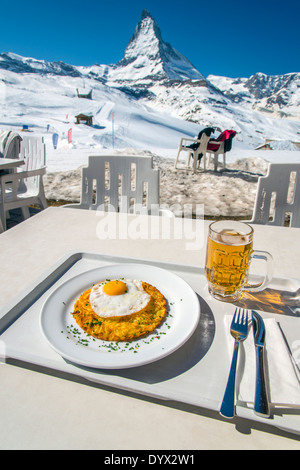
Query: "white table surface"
0 158 24 170
0 207 299 450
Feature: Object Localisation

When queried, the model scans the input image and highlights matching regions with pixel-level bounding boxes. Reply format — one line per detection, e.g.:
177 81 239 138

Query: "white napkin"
224 315 300 408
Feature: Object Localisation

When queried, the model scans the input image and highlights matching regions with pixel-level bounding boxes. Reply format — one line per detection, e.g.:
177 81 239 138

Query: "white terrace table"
0 207 299 450
0 158 24 171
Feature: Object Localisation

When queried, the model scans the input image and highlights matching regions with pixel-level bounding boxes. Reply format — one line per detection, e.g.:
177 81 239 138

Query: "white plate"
40 263 201 369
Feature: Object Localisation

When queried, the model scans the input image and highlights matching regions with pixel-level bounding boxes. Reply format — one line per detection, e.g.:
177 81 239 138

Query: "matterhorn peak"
114 10 204 83
123 11 159 55
140 9 154 21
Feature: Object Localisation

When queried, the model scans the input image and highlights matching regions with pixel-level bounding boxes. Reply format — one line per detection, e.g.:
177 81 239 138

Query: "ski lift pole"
112 112 115 149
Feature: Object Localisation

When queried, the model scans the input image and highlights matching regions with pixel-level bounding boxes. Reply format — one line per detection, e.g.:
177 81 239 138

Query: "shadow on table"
236 287 300 316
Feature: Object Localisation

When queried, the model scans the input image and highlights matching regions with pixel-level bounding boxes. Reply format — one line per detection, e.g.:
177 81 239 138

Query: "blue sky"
0 0 299 78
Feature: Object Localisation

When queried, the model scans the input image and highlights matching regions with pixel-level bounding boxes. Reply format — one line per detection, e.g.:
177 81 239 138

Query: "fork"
220 308 250 419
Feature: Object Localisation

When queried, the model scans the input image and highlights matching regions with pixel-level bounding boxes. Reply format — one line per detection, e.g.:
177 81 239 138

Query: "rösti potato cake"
71 280 167 342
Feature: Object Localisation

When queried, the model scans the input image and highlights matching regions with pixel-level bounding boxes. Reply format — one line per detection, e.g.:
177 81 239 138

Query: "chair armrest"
180 138 202 149
0 167 46 183
182 138 201 143
207 141 225 153
1 167 47 202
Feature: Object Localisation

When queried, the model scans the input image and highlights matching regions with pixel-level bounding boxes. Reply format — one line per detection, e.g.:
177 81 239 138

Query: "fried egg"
72 280 167 342
89 279 151 318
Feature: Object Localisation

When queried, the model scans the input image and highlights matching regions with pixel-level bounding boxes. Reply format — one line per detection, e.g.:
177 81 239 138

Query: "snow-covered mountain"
0 9 299 153
0 51 81 77
110 9 205 84
208 72 300 119
76 10 204 86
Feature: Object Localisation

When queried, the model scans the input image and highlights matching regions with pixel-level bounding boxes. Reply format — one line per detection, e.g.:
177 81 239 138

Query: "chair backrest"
80 155 160 213
207 129 236 153
197 133 210 156
251 163 300 227
2 131 22 159
19 135 46 170
16 136 46 194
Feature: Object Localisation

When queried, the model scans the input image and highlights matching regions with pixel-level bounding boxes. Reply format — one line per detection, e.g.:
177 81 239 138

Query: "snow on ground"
2 115 300 218
1 62 299 219
43 143 300 218
1 25 299 220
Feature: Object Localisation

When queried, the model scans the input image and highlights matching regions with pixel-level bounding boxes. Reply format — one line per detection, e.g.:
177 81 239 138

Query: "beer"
205 221 273 301
205 229 253 299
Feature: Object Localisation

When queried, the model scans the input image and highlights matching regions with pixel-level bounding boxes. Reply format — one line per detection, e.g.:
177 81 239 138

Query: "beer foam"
216 229 248 246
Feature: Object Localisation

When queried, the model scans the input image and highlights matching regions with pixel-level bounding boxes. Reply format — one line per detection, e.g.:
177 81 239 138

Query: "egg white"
89 279 151 318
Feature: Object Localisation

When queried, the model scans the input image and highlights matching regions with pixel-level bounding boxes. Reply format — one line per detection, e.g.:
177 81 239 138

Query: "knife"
252 311 270 418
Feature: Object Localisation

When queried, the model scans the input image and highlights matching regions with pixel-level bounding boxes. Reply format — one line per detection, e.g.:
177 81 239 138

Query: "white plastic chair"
249 163 300 227
64 155 174 217
0 136 47 231
174 133 210 173
205 141 226 171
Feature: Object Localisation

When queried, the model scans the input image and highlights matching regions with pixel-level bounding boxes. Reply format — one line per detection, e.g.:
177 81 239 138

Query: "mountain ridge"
0 9 299 150
1 9 298 120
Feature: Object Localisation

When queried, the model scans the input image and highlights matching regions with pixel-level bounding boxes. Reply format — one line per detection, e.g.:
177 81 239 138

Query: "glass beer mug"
205 221 273 302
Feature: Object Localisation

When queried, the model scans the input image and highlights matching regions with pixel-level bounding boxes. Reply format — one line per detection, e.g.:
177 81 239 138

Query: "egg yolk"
103 280 127 296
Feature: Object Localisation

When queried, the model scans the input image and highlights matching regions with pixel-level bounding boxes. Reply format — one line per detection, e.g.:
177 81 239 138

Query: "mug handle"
243 250 273 293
